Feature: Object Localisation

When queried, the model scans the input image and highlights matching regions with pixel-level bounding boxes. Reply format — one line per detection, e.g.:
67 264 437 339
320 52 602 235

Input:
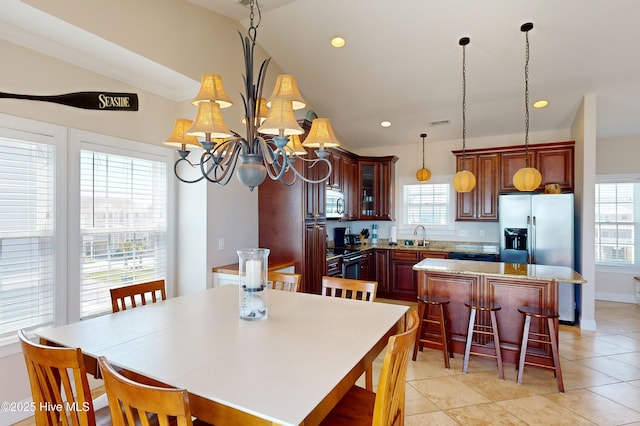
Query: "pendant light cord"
421 134 426 168
523 24 531 167
460 37 469 168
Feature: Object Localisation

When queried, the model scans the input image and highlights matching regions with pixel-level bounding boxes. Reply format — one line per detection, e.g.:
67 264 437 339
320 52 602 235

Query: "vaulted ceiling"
2 0 639 149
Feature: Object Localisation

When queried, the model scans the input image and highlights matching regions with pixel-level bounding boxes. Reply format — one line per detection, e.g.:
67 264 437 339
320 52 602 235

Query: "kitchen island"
413 258 586 366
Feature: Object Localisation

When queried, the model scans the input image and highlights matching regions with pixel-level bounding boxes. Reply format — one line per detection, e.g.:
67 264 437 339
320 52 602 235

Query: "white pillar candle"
245 259 262 288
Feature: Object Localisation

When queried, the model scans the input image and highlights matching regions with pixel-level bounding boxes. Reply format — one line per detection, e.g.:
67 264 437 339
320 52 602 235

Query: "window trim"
595 173 640 273
68 129 175 323
0 113 67 355
398 175 455 236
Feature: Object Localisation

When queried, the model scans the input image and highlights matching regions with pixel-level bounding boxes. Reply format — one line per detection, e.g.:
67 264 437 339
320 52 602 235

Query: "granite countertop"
413 258 587 284
332 240 499 255
212 260 296 274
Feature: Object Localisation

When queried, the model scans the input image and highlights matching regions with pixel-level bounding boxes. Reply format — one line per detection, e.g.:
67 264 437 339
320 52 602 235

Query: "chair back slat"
110 280 166 313
19 330 98 426
266 272 301 292
373 310 419 426
321 276 378 302
98 357 193 426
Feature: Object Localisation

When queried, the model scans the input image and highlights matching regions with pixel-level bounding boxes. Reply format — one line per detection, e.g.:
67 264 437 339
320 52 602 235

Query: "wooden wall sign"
0 91 138 111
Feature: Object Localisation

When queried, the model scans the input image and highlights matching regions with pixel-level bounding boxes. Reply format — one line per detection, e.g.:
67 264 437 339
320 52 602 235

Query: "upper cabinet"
499 142 574 192
455 152 499 221
453 141 575 222
358 156 398 221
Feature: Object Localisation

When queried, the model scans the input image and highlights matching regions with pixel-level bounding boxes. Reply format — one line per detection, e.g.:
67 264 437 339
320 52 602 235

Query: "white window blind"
403 182 451 226
0 137 55 338
595 181 637 266
80 150 167 318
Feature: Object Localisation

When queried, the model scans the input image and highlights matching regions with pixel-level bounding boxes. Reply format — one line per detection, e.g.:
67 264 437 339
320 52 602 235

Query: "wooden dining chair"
321 276 378 391
266 271 302 292
321 276 378 302
18 330 111 426
110 279 166 313
320 310 419 426
98 356 195 426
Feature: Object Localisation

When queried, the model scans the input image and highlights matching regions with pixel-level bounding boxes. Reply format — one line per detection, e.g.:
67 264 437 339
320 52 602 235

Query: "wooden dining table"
37 285 408 425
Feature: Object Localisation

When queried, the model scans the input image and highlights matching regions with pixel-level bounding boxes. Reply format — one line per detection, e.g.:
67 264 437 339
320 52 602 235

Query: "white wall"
594 135 640 303
572 94 597 330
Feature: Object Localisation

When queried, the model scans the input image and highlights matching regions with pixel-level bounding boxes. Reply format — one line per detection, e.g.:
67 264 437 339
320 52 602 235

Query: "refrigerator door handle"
527 215 532 263
532 215 537 264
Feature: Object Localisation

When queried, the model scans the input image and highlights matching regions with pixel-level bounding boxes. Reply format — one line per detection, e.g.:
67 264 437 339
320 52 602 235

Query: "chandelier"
164 0 340 191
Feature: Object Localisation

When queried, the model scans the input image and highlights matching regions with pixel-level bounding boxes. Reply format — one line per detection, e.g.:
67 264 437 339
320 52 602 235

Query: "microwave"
326 188 345 219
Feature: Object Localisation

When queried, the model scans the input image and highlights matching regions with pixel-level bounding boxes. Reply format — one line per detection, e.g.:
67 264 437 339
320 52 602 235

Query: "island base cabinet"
418 271 559 367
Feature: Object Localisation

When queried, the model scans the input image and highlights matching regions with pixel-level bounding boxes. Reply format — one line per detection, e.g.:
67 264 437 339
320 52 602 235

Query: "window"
399 176 454 234
0 116 65 340
595 176 640 267
79 148 168 318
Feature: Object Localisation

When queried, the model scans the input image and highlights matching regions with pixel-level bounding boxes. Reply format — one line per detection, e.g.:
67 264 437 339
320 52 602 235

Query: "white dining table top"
38 285 408 425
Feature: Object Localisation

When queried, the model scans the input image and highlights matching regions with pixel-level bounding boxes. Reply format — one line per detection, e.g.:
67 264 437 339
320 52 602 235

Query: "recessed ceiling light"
330 37 346 48
533 100 549 108
380 121 391 128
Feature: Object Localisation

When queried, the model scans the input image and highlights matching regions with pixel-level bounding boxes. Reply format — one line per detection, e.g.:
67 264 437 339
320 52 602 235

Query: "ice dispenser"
501 228 528 263
504 228 527 250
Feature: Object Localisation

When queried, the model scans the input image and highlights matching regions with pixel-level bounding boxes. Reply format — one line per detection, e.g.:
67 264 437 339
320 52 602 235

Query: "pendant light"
512 22 542 191
453 37 476 193
416 133 431 182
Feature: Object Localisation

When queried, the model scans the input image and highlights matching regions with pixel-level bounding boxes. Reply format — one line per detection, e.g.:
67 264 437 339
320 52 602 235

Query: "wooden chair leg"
438 304 450 368
365 366 373 391
462 307 476 374
412 301 426 361
490 310 504 380
517 314 531 385
547 317 564 392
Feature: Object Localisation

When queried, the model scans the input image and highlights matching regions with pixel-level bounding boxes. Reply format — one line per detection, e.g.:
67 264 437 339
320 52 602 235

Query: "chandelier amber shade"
285 134 307 156
258 98 304 136
267 75 306 110
191 74 233 108
164 119 201 149
186 101 233 139
452 170 476 193
301 118 341 149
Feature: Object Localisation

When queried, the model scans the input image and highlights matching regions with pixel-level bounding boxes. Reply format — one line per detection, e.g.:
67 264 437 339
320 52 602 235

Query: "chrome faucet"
413 225 428 247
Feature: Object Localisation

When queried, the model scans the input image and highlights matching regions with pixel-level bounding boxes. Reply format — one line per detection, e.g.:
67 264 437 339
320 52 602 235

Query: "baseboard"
595 291 638 304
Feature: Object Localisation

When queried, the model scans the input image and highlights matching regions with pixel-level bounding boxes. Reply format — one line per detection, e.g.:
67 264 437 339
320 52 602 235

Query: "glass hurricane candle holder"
237 248 269 321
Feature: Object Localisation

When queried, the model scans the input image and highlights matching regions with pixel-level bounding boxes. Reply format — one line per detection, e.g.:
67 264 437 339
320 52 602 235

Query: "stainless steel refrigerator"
498 193 577 323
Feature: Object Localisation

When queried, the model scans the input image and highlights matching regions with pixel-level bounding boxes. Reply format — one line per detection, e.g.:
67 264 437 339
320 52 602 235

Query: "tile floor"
368 299 640 426
15 300 640 426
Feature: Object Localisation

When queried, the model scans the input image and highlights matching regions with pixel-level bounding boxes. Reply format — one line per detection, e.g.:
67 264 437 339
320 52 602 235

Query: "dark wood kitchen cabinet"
258 119 327 295
454 152 499 222
360 249 374 281
358 156 398 221
326 150 343 191
454 140 574 222
304 221 327 294
342 154 359 220
374 249 390 294
388 250 450 300
499 142 574 192
390 250 420 299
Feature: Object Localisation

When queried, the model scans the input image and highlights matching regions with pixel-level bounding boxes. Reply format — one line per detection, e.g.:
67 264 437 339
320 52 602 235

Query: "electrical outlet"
479 229 485 238
218 237 224 251
458 230 470 237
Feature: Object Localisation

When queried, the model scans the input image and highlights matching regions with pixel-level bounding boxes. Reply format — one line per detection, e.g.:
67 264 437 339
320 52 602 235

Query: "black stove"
327 246 362 257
